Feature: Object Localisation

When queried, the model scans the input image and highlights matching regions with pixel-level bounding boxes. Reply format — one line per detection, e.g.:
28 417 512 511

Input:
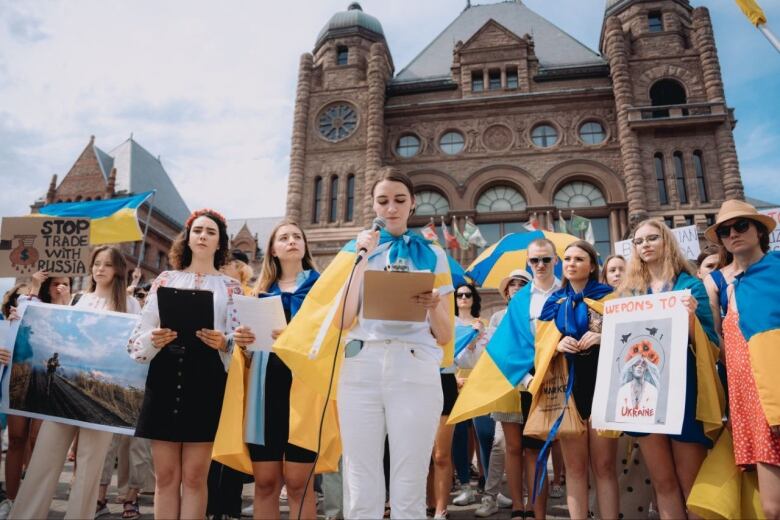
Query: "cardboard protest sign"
614 224 700 261
0 302 146 435
0 217 91 277
759 208 780 252
591 291 690 434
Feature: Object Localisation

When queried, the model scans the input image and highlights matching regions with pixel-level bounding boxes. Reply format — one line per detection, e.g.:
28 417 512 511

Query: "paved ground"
39 461 571 519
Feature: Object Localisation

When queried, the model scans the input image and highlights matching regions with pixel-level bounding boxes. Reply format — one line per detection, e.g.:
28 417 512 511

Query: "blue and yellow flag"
734 252 780 426
448 284 535 424
273 237 456 471
736 0 767 26
38 191 153 244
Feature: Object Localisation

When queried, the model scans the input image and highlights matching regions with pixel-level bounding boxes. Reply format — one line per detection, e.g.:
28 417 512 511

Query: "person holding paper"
10 245 141 520
128 209 242 520
618 219 723 520
0 270 71 519
335 167 453 520
219 220 321 520
704 200 780 518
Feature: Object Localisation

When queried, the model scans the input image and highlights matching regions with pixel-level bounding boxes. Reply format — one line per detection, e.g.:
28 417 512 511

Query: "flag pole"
758 23 780 52
136 190 157 268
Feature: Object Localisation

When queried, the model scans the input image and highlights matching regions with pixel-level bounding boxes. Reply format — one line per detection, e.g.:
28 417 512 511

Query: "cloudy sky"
0 0 778 292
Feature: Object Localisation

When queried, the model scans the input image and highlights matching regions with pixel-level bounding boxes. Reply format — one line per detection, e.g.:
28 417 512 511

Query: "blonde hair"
229 259 254 287
253 220 316 295
618 219 695 295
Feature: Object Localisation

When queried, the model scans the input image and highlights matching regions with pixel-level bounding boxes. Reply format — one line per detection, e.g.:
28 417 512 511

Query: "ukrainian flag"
273 239 456 472
448 284 536 424
38 191 153 245
734 252 780 426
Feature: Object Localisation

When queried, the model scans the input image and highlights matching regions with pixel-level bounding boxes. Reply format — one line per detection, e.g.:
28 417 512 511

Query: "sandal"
510 510 525 520
122 501 140 519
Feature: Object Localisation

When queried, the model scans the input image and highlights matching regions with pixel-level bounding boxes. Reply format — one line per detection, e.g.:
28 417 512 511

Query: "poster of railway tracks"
0 301 147 435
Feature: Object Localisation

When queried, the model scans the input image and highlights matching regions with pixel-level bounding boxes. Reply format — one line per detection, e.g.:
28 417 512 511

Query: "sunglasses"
528 257 553 265
716 218 751 239
456 292 473 299
632 234 661 246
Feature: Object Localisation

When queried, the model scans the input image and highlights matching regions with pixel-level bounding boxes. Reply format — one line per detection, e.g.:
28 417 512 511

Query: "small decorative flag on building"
570 212 596 245
463 218 487 247
453 216 470 251
421 220 438 242
441 216 459 251
524 213 542 231
556 209 568 234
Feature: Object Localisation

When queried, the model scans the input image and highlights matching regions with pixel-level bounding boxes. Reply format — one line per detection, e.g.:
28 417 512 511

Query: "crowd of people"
0 168 777 520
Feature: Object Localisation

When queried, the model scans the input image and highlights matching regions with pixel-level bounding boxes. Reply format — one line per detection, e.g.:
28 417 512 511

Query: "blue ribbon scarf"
533 279 613 501
244 270 320 446
377 229 438 272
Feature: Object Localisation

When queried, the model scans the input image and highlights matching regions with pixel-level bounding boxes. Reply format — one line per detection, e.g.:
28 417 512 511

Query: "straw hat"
498 269 532 300
704 199 776 244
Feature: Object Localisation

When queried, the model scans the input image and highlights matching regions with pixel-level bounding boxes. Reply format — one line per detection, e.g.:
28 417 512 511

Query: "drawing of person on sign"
615 338 663 424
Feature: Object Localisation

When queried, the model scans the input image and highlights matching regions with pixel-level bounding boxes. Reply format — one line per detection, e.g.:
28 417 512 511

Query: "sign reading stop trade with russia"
0 216 91 277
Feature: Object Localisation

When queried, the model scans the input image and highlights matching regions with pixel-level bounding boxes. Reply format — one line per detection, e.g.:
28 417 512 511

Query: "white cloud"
0 0 776 248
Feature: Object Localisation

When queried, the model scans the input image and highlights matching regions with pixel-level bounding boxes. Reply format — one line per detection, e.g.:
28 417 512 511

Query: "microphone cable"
297 257 360 520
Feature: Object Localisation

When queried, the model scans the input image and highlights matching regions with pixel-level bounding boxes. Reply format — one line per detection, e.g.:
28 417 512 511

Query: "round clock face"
318 104 358 142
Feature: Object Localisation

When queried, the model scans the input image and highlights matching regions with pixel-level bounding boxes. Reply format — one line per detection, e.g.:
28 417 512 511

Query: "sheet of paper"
233 294 287 352
363 270 436 322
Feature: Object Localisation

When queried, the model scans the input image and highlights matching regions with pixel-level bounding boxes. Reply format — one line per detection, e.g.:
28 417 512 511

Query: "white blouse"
128 270 242 368
75 292 141 314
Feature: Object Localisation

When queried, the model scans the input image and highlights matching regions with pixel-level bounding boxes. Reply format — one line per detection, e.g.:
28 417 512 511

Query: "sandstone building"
285 0 746 264
30 136 189 290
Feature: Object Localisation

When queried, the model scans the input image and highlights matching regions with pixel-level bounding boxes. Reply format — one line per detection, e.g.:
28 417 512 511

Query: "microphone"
355 217 386 265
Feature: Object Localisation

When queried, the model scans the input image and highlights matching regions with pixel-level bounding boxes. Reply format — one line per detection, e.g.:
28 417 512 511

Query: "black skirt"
135 341 227 442
441 373 458 416
568 347 600 421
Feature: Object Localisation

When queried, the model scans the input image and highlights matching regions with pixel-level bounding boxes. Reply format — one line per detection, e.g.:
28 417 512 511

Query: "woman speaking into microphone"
336 167 454 519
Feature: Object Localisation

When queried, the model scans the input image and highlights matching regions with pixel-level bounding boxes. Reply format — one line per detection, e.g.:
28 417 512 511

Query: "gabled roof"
227 217 282 252
94 145 114 180
394 1 605 83
107 138 190 226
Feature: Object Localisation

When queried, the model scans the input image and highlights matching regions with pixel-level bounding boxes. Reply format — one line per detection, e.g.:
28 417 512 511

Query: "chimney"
46 174 58 204
105 167 117 199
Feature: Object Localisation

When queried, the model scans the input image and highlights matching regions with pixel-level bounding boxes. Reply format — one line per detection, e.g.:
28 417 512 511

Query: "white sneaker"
549 483 564 498
496 493 512 509
241 504 254 517
0 499 13 520
452 484 476 506
474 495 498 517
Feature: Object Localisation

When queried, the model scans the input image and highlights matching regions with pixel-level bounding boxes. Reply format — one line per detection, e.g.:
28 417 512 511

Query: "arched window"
654 153 669 205
329 176 339 222
673 152 688 204
396 135 420 158
476 186 527 213
415 190 450 216
650 79 686 118
579 122 606 145
693 151 708 203
554 181 606 208
312 176 323 224
344 174 355 221
439 131 464 155
531 124 558 148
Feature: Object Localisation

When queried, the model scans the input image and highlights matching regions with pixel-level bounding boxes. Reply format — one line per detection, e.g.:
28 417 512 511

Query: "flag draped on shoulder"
272 234 457 470
673 272 725 441
38 191 153 244
733 252 780 426
448 284 536 424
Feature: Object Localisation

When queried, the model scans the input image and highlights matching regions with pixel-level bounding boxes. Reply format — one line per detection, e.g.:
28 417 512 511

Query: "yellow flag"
736 0 767 26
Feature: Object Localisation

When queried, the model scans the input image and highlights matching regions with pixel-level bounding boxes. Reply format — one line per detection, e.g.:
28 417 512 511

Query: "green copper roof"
315 3 385 50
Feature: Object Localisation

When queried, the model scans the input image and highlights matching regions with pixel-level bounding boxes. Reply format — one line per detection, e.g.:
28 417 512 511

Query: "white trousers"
338 340 442 520
10 421 113 519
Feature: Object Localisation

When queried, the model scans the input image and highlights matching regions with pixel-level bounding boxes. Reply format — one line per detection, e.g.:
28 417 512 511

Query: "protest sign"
0 216 91 277
0 302 147 435
759 208 780 251
591 291 689 434
614 224 700 261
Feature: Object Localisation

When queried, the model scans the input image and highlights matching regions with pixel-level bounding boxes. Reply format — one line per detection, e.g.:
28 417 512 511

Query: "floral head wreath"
624 339 660 366
185 208 227 229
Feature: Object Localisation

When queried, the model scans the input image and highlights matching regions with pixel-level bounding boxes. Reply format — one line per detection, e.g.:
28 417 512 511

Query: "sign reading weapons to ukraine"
591 291 689 434
0 302 147 435
0 217 91 277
